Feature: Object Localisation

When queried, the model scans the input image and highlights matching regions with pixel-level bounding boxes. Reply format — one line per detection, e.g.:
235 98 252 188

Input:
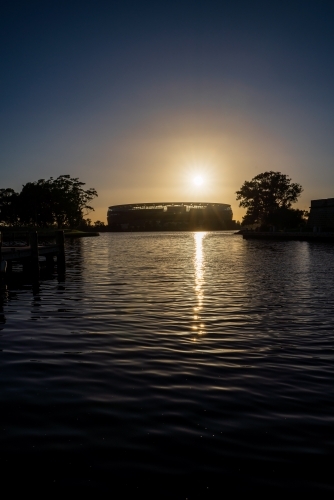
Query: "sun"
193 175 204 186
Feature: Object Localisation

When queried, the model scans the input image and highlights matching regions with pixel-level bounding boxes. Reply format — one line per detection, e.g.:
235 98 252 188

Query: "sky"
1 0 334 223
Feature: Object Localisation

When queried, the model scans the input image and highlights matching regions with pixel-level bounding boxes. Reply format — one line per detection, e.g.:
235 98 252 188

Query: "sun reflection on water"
192 232 206 339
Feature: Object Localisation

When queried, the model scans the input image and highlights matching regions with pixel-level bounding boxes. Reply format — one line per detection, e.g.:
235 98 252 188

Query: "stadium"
107 202 236 231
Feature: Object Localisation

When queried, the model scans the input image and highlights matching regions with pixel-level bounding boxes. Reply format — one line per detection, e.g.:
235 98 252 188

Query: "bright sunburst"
193 175 204 186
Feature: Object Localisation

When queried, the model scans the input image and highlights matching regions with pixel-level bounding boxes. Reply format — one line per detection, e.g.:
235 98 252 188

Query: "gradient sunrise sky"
1 0 334 222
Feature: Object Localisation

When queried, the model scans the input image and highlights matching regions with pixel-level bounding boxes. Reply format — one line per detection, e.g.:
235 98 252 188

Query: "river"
1 232 334 494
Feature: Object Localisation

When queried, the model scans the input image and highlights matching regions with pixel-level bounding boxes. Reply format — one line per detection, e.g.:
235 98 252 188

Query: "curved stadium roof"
108 202 231 211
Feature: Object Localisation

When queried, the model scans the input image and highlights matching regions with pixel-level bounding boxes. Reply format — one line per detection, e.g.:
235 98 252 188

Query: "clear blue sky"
1 0 334 222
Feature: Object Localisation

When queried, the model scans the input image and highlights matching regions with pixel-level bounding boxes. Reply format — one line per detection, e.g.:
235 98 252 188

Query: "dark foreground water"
1 232 334 494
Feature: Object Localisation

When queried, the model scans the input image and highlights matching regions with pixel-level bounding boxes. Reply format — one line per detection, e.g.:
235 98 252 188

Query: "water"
1 232 334 494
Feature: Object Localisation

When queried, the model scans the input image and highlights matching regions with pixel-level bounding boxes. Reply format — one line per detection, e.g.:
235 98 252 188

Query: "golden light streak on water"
193 232 207 338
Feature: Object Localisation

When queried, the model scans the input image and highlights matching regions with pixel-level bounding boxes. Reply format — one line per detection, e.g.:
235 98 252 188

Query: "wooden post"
29 231 40 278
0 231 3 274
56 230 66 273
22 259 30 273
0 231 7 275
45 254 54 271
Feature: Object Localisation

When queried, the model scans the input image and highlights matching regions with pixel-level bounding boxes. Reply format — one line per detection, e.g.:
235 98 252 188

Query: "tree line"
0 175 97 228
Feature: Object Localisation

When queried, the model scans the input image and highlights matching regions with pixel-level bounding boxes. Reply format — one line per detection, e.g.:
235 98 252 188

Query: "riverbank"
240 230 334 241
64 230 99 238
0 228 99 240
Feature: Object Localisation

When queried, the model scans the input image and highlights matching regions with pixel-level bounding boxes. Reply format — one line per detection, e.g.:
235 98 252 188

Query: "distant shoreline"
241 231 334 242
102 228 238 233
64 230 99 238
0 228 99 238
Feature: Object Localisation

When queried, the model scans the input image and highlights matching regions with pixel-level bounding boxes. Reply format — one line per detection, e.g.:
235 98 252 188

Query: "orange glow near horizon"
86 109 313 224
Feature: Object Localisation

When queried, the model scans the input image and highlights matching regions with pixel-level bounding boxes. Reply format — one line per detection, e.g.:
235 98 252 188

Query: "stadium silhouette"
107 202 236 231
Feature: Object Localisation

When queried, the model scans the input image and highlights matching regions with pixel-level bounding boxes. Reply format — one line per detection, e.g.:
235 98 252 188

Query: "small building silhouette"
308 198 334 230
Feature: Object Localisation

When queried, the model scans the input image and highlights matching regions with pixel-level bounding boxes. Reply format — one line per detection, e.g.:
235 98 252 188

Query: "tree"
78 218 92 229
265 206 308 228
0 188 20 226
18 175 97 228
94 220 105 228
236 171 303 227
48 175 97 228
18 179 55 227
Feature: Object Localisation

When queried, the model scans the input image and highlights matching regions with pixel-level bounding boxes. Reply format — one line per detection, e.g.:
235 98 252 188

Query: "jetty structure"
107 202 235 230
0 230 65 278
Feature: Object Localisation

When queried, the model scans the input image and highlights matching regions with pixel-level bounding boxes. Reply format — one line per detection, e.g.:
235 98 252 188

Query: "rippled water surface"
1 232 334 493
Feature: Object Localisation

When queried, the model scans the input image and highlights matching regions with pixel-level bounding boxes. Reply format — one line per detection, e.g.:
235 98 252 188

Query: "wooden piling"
56 230 66 272
22 260 30 274
45 254 54 271
0 231 3 274
0 231 7 275
29 231 40 278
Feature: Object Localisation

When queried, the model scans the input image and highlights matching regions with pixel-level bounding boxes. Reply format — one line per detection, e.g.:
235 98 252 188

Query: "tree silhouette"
16 175 97 228
0 188 19 226
236 171 303 227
